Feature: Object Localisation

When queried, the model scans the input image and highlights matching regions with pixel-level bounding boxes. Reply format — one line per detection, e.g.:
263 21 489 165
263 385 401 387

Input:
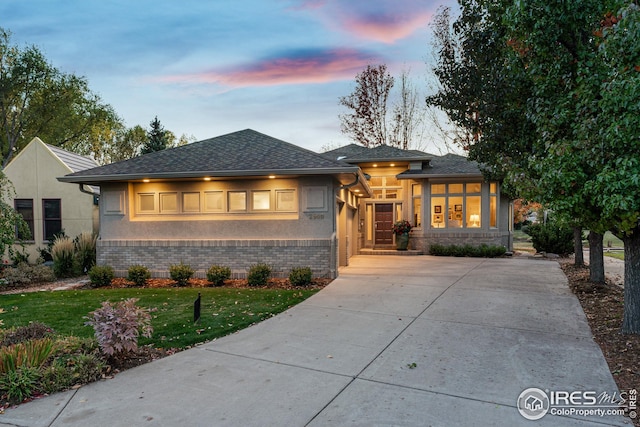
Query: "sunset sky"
2 0 458 153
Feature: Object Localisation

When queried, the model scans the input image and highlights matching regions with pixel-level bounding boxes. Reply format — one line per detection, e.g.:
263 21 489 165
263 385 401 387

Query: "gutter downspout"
332 173 361 276
77 184 95 196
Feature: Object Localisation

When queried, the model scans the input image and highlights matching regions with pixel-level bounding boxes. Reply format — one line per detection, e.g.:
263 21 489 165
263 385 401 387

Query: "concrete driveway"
1 256 630 426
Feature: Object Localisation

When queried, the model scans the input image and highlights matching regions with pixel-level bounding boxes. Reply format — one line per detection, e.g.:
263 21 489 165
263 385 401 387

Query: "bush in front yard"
247 263 272 286
169 262 194 287
525 221 574 256
127 265 151 287
429 243 506 258
51 236 76 278
206 265 231 286
88 265 114 288
289 267 313 286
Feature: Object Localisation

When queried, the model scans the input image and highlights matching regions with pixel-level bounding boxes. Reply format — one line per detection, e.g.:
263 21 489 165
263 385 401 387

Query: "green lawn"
0 287 318 349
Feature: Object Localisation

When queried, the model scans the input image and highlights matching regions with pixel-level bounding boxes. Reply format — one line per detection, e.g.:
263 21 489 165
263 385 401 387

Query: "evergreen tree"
141 116 169 154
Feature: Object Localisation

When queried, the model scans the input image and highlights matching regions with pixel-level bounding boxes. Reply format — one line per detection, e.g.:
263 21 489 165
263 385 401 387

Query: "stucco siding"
3 139 97 261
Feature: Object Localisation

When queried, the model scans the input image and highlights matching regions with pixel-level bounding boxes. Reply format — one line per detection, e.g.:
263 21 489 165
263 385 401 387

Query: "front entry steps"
360 249 424 256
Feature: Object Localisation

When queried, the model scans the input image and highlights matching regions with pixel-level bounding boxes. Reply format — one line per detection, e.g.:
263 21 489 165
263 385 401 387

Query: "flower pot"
395 233 409 251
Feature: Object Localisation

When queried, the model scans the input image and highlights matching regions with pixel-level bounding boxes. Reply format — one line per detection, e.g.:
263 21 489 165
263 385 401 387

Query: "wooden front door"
374 203 394 245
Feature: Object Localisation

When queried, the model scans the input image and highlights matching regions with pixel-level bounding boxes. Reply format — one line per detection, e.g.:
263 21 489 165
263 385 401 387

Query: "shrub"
526 221 574 256
169 262 194 287
206 265 231 286
41 353 104 393
1 263 56 286
0 322 55 347
0 366 39 404
74 232 97 274
88 265 114 288
247 263 272 286
289 267 313 286
51 236 76 277
84 298 154 357
429 243 506 258
127 265 151 287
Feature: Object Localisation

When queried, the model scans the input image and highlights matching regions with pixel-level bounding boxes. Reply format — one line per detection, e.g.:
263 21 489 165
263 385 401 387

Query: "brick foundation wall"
97 239 337 279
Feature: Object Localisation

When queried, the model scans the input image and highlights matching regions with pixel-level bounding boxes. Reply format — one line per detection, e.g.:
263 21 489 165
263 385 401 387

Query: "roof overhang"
58 165 373 197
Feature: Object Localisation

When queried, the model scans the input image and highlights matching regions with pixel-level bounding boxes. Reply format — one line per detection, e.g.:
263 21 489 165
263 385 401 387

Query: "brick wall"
98 238 337 279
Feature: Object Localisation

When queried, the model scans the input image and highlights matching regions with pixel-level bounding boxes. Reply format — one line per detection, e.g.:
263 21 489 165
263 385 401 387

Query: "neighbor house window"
430 183 483 229
43 199 62 241
15 199 34 241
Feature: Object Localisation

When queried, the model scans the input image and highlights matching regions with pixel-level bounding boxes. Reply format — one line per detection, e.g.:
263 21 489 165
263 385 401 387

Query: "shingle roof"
398 153 482 178
60 129 358 183
323 144 433 163
323 144 482 177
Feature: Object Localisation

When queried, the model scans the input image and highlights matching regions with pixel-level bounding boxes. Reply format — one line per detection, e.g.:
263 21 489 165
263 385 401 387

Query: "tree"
339 64 394 147
0 28 120 167
389 70 423 150
141 116 170 154
428 0 640 333
0 171 30 258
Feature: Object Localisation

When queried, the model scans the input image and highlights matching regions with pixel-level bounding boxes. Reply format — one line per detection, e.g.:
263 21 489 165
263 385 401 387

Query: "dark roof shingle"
61 129 357 183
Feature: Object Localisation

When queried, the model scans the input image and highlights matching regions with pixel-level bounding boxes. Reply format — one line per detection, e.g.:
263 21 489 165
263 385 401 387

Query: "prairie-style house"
59 129 512 278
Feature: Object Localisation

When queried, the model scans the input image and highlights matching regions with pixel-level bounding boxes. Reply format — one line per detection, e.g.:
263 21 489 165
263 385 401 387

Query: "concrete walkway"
1 256 630 426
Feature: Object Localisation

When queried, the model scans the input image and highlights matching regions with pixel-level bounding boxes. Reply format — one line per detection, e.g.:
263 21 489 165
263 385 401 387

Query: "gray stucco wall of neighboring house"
96 176 339 278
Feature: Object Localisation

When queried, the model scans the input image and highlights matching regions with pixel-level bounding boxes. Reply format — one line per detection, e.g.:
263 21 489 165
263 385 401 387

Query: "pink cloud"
162 48 375 88
289 0 437 43
342 11 434 43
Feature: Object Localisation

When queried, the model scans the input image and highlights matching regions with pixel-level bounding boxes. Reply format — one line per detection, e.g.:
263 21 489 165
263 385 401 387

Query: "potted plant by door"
392 220 412 251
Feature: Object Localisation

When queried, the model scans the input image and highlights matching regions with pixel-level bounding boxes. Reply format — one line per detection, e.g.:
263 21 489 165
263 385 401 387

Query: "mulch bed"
560 260 639 425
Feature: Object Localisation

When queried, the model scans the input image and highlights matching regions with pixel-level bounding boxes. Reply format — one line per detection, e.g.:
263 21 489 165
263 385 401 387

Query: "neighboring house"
59 129 512 279
324 144 513 255
3 137 99 261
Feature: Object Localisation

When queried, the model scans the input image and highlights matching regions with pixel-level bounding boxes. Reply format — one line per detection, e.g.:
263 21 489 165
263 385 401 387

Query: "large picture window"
430 183 483 229
43 199 62 241
15 199 34 241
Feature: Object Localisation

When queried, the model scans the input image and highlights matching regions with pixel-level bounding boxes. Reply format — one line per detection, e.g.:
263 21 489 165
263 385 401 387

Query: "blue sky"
1 0 457 153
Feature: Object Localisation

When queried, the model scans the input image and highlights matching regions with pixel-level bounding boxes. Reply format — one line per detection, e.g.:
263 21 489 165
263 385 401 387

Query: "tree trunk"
573 227 584 266
622 226 640 334
588 231 605 284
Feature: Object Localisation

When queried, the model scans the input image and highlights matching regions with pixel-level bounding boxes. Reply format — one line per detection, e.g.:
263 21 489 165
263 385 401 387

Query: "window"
228 191 247 211
138 194 156 213
412 184 422 227
252 191 271 211
15 199 34 241
368 175 403 200
275 190 296 211
430 183 483 229
43 199 62 241
204 191 223 212
182 193 200 213
160 193 178 213
490 182 498 228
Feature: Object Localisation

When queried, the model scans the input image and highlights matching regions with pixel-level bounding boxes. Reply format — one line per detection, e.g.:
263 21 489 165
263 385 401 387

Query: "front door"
374 203 394 246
